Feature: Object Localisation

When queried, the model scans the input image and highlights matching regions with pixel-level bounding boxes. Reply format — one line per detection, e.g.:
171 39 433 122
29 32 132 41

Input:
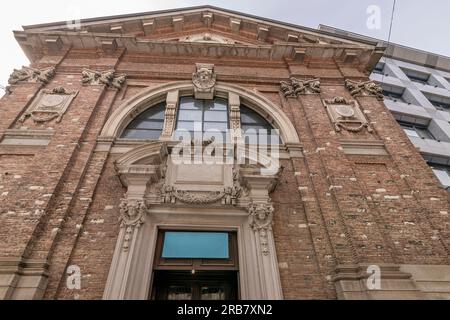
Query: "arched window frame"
118 89 281 144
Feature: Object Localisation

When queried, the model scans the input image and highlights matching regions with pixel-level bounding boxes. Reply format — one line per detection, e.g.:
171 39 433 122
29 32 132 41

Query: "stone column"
104 143 167 299
241 170 283 299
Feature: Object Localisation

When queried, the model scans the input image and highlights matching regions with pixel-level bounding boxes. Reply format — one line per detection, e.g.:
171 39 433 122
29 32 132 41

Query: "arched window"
120 96 280 144
121 102 165 140
240 106 280 145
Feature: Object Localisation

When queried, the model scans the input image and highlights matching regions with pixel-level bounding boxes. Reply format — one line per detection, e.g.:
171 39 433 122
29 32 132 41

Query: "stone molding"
333 264 422 300
0 257 49 300
8 66 55 85
345 79 384 100
323 96 373 133
81 68 127 90
280 77 321 98
19 87 78 123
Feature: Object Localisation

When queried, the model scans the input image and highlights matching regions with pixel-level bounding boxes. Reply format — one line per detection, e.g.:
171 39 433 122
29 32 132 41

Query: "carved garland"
119 199 147 251
280 77 321 98
161 186 242 206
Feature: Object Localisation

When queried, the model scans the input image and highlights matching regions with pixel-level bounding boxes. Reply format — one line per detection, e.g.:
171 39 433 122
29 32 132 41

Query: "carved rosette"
119 199 147 251
20 87 78 123
8 66 55 85
280 77 321 98
345 79 384 100
248 202 275 256
323 96 373 133
192 63 216 99
82 69 127 90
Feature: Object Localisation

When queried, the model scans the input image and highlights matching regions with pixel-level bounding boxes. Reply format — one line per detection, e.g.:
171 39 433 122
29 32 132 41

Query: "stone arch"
100 81 300 145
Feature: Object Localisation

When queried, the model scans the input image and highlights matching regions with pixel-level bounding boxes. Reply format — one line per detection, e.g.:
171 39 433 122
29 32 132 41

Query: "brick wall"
0 45 449 300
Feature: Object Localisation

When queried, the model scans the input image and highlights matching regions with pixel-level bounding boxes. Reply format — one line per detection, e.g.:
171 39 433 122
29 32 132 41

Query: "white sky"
1 0 449 89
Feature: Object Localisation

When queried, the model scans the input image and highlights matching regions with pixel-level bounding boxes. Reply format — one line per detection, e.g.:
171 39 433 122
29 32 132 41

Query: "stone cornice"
15 30 379 71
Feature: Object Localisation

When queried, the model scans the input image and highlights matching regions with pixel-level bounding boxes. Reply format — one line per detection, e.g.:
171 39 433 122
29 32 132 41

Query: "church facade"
0 6 449 300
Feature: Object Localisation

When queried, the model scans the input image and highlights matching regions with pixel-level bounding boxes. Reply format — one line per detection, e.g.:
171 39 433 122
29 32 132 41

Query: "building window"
121 102 165 140
176 96 229 139
429 99 450 111
399 121 434 140
401 68 430 85
122 96 281 144
240 106 280 145
373 62 385 75
429 164 450 188
383 90 405 103
151 230 239 300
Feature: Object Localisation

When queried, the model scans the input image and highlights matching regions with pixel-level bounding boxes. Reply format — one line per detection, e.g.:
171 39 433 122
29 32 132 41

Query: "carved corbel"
280 77 321 98
345 79 384 100
192 63 216 99
8 66 55 85
82 68 127 90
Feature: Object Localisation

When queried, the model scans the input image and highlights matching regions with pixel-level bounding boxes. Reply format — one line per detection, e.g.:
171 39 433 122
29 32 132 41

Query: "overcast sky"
1 0 449 89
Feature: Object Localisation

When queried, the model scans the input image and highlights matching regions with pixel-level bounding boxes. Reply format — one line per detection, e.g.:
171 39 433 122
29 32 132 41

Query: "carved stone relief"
229 93 242 139
323 96 373 133
19 87 78 123
118 199 147 251
160 91 179 140
248 201 274 256
192 63 216 99
82 68 127 90
161 166 243 206
8 66 55 85
280 77 321 98
345 79 384 100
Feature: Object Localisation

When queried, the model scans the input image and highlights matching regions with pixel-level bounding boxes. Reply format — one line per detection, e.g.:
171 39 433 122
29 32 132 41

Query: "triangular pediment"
15 5 383 69
20 6 376 47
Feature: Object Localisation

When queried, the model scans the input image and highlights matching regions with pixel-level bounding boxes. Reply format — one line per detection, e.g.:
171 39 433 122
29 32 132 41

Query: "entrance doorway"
150 230 239 300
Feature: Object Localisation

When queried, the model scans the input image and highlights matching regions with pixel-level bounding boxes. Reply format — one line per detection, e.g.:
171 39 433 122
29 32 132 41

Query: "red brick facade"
0 7 449 300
